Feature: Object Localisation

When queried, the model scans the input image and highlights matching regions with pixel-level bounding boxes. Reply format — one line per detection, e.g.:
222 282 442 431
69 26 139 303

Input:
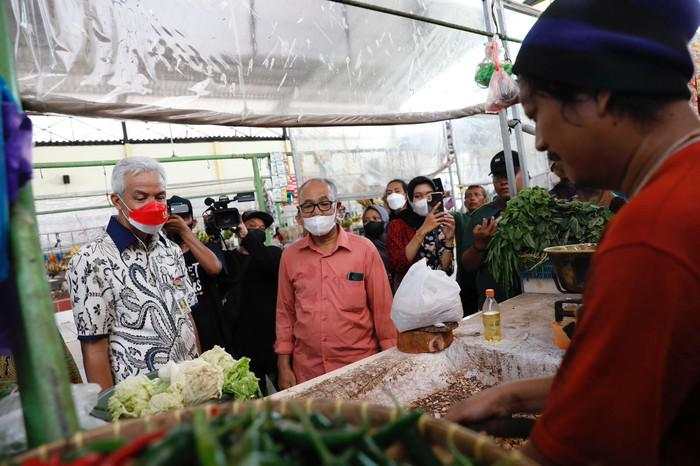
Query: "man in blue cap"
448 1 700 465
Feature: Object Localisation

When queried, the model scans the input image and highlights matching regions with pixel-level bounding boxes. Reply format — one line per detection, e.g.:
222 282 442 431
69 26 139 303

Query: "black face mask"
363 221 384 239
244 228 266 245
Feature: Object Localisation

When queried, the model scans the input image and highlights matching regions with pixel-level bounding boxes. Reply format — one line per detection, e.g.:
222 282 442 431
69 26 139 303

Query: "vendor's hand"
472 217 497 250
445 385 512 425
236 221 248 239
419 204 443 235
277 367 297 390
164 215 192 236
440 212 456 241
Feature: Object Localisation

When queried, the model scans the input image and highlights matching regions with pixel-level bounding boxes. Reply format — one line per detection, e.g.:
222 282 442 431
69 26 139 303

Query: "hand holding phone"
428 192 444 212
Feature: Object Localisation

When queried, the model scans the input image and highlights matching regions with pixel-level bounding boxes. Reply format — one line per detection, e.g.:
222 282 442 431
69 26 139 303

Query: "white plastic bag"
484 37 519 113
391 259 463 332
0 383 105 455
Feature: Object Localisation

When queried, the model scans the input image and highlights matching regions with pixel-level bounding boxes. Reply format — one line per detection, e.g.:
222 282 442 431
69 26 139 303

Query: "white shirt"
67 216 198 383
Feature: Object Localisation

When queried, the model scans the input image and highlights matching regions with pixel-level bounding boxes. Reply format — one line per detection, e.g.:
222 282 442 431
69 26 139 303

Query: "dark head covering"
242 210 274 228
363 204 390 224
489 150 520 177
513 0 700 99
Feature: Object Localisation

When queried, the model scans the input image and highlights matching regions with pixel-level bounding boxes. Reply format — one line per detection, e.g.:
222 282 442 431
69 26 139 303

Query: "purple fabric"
2 90 33 203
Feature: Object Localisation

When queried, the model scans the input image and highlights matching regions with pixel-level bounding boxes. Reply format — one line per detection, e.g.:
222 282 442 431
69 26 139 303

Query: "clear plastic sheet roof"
9 0 505 126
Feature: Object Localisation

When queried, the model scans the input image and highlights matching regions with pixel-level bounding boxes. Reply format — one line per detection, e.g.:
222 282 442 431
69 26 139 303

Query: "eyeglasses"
298 200 335 215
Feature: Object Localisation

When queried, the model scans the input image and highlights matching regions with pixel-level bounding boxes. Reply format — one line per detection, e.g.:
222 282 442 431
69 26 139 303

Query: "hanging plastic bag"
391 259 463 332
484 37 519 113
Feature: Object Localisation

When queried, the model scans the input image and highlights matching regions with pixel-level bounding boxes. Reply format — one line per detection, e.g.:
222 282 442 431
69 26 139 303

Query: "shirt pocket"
339 279 367 311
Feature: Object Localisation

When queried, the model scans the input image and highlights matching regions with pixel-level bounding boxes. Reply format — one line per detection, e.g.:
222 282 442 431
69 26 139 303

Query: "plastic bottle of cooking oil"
482 289 502 342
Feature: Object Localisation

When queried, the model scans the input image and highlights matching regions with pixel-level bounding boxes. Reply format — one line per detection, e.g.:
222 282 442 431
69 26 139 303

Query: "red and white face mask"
119 198 168 235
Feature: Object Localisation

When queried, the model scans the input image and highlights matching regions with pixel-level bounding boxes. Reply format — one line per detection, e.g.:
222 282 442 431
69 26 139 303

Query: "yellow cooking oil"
482 289 502 342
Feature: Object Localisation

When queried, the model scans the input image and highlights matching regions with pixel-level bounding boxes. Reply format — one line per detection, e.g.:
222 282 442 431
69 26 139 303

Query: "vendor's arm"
365 243 398 350
165 216 222 276
461 217 497 272
404 205 442 263
81 338 114 390
446 377 553 424
274 251 297 389
526 246 700 466
66 250 116 390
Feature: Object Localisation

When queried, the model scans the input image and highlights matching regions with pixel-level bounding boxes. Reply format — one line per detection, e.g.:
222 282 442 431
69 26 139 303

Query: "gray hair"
298 178 338 200
111 157 167 195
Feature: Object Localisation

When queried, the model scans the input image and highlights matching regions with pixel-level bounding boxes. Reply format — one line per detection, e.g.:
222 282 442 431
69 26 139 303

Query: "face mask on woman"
386 192 406 211
363 221 384 239
411 198 430 217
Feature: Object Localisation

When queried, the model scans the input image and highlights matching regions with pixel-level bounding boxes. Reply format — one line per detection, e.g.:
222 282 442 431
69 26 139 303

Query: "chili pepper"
63 438 126 462
310 413 334 430
101 430 165 466
359 436 394 466
275 420 366 449
290 404 336 466
400 426 440 466
65 452 102 466
21 458 49 466
193 410 227 466
370 411 422 447
137 425 194 466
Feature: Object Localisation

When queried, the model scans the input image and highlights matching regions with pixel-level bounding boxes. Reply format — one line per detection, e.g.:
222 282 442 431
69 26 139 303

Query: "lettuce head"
222 357 260 400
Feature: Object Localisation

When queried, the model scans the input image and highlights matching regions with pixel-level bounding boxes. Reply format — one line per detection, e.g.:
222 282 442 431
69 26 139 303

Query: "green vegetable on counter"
486 187 612 290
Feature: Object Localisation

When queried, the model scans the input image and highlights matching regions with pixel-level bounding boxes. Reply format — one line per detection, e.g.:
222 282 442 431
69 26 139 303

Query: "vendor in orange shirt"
275 178 397 389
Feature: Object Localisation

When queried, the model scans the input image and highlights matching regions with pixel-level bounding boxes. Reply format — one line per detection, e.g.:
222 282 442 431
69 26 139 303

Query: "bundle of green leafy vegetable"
486 187 612 290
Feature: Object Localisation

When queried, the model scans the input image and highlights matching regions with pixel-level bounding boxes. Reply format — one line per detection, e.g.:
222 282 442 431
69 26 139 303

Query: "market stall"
0 1 586 464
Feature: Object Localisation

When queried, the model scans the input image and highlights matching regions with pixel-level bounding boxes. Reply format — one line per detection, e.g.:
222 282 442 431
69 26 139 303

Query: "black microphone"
204 197 215 206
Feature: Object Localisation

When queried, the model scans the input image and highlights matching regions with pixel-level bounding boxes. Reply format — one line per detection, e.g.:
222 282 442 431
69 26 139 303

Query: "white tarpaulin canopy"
9 0 535 126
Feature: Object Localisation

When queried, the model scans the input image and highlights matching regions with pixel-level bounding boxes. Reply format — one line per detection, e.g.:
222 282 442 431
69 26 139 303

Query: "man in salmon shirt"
447 1 700 465
275 178 397 389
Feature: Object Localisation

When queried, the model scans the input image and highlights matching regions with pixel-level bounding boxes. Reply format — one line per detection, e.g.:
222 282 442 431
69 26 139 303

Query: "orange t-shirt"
531 142 700 466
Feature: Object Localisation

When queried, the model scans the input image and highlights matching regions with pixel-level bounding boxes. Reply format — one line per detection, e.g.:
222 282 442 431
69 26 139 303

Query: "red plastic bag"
484 38 519 113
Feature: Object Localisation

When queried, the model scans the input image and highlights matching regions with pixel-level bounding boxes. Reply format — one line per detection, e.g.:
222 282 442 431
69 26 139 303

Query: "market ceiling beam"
326 0 523 43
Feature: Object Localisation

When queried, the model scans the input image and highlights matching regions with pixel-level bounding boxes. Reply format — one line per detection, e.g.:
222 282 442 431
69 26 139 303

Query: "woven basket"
15 398 538 466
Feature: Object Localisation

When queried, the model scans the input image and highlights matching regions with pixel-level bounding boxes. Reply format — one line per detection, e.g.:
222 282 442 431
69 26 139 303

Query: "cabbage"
147 388 184 415
107 375 158 420
222 357 260 400
170 359 224 405
199 345 236 372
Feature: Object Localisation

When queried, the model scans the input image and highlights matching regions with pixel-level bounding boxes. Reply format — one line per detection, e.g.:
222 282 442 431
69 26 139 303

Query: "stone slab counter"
271 293 571 406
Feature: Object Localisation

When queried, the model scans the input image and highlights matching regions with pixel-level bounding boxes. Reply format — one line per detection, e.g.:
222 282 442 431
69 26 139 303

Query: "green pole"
251 155 267 213
0 5 79 446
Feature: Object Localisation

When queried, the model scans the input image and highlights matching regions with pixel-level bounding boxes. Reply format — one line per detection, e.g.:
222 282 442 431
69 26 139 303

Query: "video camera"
203 195 241 235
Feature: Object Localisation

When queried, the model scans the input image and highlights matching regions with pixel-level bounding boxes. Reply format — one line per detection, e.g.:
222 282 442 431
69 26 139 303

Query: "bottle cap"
485 289 495 298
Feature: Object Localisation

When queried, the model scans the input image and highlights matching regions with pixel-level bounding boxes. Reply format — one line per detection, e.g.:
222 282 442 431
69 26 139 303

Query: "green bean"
371 411 422 447
359 436 395 466
447 439 475 466
290 404 337 466
193 410 227 466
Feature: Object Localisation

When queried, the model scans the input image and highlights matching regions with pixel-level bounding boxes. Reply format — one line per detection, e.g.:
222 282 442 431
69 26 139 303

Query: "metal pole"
0 6 79 446
33 152 271 169
326 0 522 43
495 0 530 188
483 0 517 198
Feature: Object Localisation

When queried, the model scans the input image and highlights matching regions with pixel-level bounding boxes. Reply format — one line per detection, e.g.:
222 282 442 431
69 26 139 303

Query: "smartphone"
432 178 445 193
428 192 444 212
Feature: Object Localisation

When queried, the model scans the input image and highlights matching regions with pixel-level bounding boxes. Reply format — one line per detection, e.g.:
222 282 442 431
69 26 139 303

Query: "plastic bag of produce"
484 37 519 113
391 259 463 332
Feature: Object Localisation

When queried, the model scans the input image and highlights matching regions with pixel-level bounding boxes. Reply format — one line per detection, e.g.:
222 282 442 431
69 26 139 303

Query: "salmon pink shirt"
275 227 397 383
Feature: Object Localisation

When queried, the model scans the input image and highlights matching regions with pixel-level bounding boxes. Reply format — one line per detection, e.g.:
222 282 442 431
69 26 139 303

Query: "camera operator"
227 210 282 393
164 195 226 352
